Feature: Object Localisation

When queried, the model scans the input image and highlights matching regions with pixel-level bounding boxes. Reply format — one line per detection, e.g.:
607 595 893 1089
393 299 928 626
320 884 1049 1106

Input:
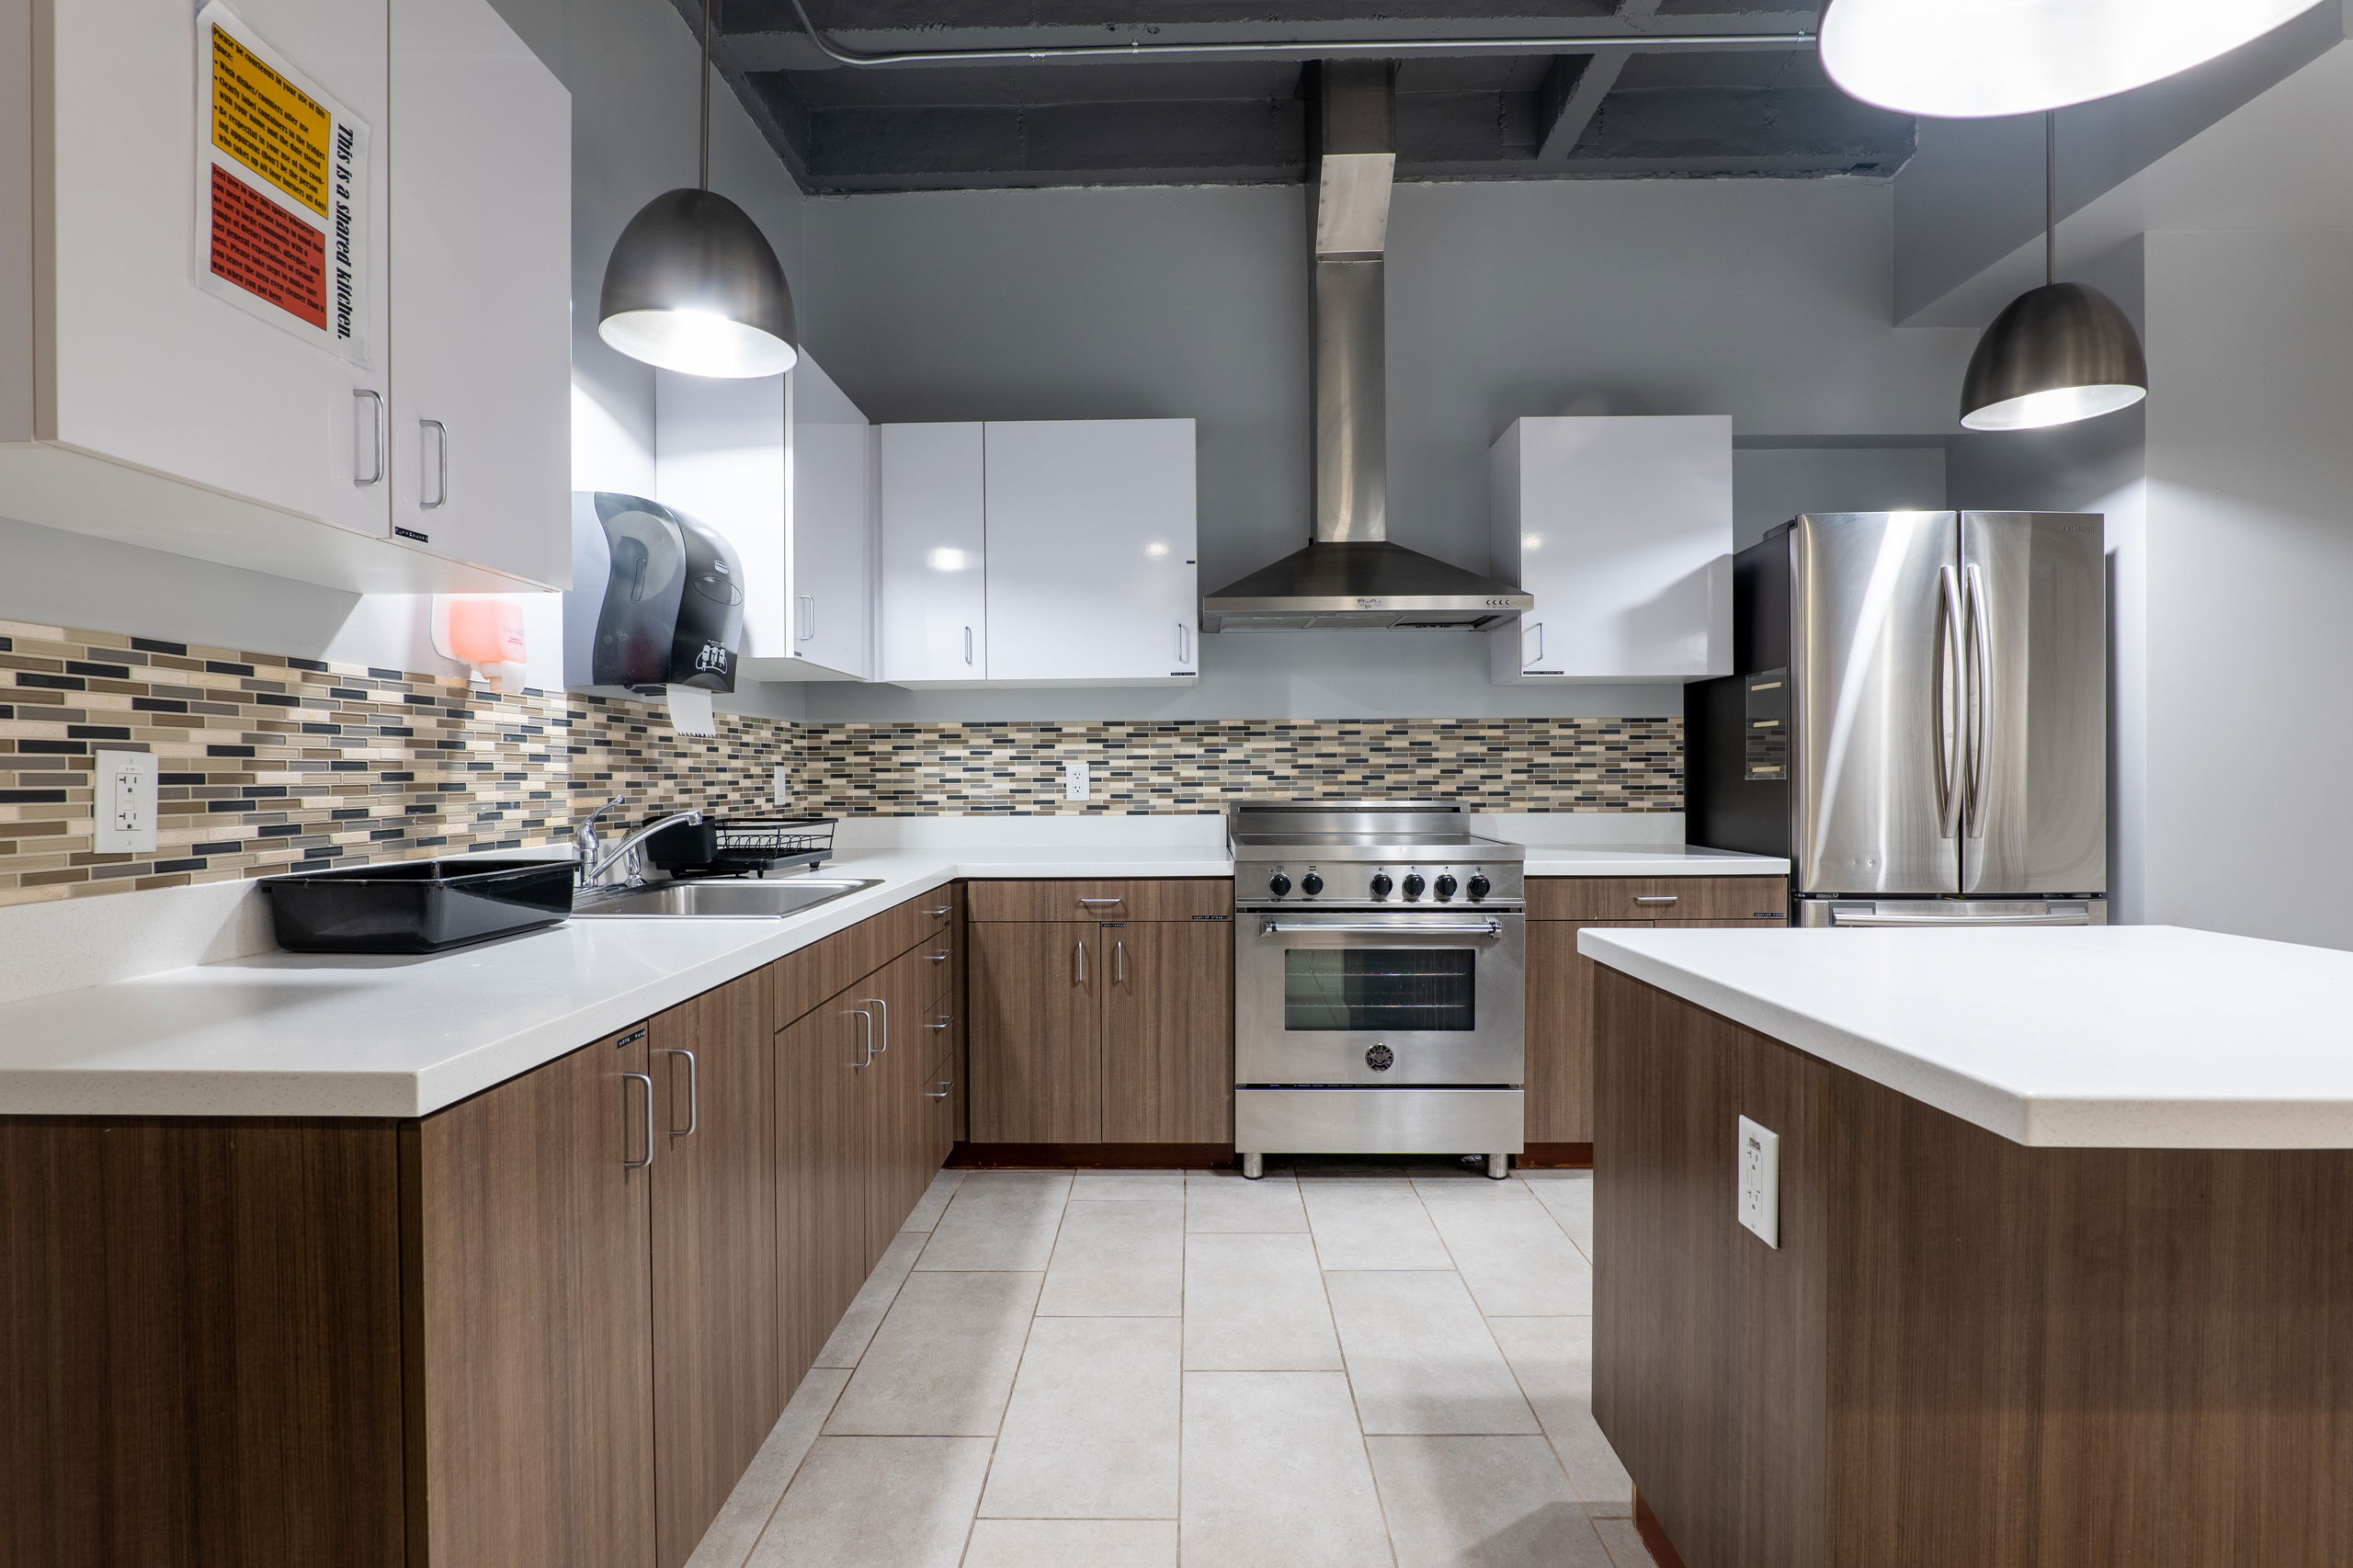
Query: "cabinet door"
858 947 935 1259
407 1026 655 1568
48 0 391 538
1102 921 1233 1142
649 973 779 1568
387 0 569 585
983 419 1198 682
969 921 1101 1142
655 370 790 657
776 1001 872 1393
1526 921 1648 1143
880 422 987 682
789 357 875 678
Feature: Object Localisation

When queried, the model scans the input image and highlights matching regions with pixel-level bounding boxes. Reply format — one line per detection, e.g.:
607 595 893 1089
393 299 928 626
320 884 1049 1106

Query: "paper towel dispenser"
563 492 744 694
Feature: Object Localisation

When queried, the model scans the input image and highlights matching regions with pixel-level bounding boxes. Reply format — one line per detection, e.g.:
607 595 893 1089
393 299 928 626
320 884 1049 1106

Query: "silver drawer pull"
1077 897 1123 906
926 906 953 916
1632 896 1680 905
927 949 950 962
926 1079 954 1100
926 1014 952 1029
620 1072 655 1169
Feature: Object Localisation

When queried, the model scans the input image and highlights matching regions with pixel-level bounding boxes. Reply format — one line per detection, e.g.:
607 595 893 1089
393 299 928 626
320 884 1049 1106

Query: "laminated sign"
193 3 370 364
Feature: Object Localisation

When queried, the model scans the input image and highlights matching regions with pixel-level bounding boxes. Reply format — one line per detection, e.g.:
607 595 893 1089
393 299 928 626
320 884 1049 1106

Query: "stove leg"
1239 1152 1265 1180
1483 1152 1511 1180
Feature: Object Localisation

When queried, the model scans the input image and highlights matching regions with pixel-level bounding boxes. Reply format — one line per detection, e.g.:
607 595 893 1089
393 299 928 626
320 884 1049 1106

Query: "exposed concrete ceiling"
672 0 1914 193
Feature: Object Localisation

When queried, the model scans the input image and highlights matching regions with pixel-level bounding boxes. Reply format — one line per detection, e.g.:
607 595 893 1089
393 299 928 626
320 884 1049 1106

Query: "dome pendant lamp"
1960 113 2147 433
597 0 799 379
1821 0 2327 119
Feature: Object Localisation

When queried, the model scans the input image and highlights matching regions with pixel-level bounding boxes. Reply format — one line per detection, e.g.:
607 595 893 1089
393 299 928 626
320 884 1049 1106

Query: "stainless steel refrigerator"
1688 512 2108 927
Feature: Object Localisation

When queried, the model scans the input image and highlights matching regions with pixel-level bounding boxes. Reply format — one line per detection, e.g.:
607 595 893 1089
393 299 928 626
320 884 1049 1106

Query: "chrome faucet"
573 796 705 890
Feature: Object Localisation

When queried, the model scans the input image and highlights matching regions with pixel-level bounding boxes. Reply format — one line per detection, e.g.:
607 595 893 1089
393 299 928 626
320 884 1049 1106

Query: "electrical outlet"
1737 1116 1780 1247
94 749 159 855
772 764 791 810
1063 761 1090 801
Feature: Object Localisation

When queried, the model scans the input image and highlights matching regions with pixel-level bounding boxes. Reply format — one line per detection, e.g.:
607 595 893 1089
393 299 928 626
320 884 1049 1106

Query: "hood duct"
1202 61 1533 632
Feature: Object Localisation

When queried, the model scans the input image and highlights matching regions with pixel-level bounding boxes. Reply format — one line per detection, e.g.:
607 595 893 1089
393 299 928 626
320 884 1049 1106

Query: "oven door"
1234 910 1525 1086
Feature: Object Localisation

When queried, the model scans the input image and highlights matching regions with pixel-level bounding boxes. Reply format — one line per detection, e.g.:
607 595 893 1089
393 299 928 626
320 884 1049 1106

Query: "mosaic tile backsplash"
0 617 1681 909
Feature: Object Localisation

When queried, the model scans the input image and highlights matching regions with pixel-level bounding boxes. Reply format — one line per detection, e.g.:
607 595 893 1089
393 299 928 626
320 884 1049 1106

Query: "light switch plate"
94 749 159 855
1737 1115 1780 1248
1063 761 1090 801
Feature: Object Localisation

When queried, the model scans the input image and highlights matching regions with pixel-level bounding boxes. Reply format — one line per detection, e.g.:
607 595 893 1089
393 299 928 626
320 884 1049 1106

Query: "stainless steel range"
1228 802 1527 1179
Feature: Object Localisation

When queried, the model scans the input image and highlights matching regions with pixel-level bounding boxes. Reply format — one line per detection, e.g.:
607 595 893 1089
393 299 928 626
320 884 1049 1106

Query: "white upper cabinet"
654 353 876 682
386 0 572 588
1489 415 1733 684
879 422 986 683
0 0 571 593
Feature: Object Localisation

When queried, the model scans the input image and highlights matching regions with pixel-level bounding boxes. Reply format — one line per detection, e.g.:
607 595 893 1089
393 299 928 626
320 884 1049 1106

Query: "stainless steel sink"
573 878 882 919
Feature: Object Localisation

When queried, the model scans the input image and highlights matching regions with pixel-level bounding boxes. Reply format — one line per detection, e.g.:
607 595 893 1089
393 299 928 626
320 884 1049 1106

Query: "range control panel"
1243 863 1524 906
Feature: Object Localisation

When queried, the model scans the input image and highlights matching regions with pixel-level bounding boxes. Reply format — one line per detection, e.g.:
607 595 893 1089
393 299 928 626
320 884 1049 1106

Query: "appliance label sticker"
193 4 371 365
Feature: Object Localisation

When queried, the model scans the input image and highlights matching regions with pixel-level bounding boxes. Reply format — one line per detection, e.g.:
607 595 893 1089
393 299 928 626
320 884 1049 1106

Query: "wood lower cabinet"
776 1000 871 1392
649 972 779 1568
970 919 1104 1142
406 1025 659 1568
1526 877 1788 1152
1102 919 1233 1142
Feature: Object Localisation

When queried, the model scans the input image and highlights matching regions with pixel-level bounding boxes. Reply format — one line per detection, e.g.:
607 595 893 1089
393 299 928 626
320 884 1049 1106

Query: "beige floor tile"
824 1271 1041 1437
746 1437 991 1568
1184 1169 1309 1233
1037 1199 1184 1316
1524 1170 1595 1255
1070 1169 1187 1199
916 1171 1072 1271
685 1368 850 1568
1181 1371 1395 1568
900 1169 966 1233
813 1231 926 1369
979 1317 1180 1519
1423 1199 1594 1315
1592 1516 1663 1568
1485 1317 1632 1510
1324 1270 1539 1435
1182 1233 1341 1371
961 1519 1177 1568
1366 1436 1616 1568
1410 1173 1537 1202
1301 1181 1453 1270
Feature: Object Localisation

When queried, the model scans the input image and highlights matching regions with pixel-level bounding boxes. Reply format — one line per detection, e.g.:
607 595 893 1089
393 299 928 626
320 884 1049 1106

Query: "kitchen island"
1577 924 2353 1568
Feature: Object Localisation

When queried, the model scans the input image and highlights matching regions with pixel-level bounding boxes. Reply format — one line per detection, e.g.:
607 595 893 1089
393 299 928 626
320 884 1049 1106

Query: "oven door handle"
1259 919 1504 937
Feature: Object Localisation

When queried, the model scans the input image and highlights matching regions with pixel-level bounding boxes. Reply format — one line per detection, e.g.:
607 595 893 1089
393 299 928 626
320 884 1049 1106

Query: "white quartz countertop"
0 848 1228 1119
1580 924 2353 1150
1521 846 1787 877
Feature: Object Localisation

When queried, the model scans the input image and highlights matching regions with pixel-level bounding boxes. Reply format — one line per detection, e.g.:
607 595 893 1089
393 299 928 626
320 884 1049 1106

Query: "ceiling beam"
1534 0 1661 159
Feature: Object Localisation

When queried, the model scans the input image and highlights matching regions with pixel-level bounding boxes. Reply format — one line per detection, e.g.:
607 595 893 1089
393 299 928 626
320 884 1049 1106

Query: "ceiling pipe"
779 0 1814 67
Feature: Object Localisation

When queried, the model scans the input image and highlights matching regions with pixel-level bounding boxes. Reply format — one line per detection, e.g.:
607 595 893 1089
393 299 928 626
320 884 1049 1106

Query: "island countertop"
1579 922 2353 1149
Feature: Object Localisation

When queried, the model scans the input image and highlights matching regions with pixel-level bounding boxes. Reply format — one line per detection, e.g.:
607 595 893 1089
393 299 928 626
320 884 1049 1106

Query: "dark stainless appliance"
1689 511 2108 926
563 491 745 693
1229 802 1527 1177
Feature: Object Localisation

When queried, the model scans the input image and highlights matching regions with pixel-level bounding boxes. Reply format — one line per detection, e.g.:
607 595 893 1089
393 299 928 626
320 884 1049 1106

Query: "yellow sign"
209 24 329 217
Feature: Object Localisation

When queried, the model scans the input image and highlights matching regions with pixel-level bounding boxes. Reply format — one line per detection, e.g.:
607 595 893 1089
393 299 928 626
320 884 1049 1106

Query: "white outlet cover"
1737 1115 1780 1248
94 749 160 856
772 764 792 809
1063 761 1090 801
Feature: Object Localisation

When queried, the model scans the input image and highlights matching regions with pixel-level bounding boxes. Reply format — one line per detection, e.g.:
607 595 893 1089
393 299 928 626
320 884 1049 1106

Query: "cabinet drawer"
966 879 1233 923
1529 877 1788 922
773 889 960 1028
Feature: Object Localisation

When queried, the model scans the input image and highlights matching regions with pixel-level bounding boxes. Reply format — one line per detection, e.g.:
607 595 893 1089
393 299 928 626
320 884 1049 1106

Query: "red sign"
207 164 326 328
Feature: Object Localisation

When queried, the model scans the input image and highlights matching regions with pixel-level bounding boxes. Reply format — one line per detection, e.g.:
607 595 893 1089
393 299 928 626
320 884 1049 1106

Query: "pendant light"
597 0 799 379
1821 0 2326 119
1960 113 2147 433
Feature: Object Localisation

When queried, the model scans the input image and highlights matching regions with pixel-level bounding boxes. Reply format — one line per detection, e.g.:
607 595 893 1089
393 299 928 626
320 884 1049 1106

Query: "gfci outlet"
95 749 159 856
1063 761 1090 801
1737 1116 1780 1248
772 764 792 810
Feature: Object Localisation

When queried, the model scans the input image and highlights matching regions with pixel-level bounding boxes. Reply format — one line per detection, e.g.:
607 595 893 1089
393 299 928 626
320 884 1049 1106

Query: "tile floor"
689 1164 1658 1568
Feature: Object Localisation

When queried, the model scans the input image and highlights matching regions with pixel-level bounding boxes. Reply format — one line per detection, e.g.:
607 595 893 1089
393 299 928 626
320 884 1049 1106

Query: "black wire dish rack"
640 815 839 879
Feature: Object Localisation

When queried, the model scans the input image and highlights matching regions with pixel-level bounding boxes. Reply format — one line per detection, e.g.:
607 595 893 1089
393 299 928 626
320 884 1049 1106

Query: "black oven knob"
1267 871 1292 897
1402 873 1427 900
1369 871 1393 898
1434 873 1459 901
1467 872 1492 902
1301 871 1324 896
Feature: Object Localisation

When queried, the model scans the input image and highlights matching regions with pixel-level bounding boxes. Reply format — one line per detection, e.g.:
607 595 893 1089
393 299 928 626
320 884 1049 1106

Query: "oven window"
1283 949 1478 1032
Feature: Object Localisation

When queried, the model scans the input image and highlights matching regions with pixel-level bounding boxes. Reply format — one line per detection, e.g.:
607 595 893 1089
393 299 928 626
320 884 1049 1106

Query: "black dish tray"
260 857 575 954
643 815 837 878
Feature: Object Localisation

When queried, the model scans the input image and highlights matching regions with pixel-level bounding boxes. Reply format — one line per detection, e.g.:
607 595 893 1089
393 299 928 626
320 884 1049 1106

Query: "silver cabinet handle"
353 390 386 487
962 626 974 665
1114 938 1127 983
1261 919 1503 936
926 949 950 962
797 595 816 642
846 1007 874 1067
1176 622 1192 664
419 418 449 508
862 996 889 1055
926 1013 952 1030
1935 564 1966 840
926 906 953 917
926 1078 954 1100
1077 897 1123 906
620 1071 656 1168
1632 896 1679 905
660 1046 698 1138
1962 561 1993 842
1074 939 1087 985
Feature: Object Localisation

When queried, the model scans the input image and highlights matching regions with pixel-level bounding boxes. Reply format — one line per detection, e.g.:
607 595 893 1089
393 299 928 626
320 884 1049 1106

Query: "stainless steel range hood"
1201 62 1532 633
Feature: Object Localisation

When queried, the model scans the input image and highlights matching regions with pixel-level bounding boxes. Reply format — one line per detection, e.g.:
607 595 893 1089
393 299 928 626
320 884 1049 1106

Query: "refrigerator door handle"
1962 562 1993 841
1935 565 1965 840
